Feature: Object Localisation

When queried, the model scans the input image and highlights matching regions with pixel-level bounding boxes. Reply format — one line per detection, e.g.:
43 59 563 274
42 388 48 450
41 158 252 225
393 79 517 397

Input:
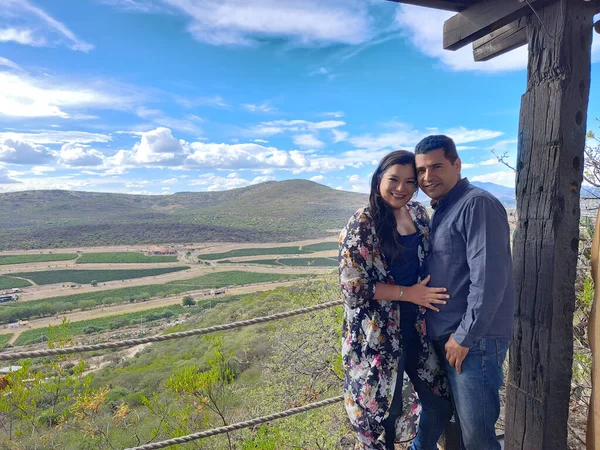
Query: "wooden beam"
504 1 594 448
473 4 600 62
472 18 526 61
387 0 469 12
443 0 553 51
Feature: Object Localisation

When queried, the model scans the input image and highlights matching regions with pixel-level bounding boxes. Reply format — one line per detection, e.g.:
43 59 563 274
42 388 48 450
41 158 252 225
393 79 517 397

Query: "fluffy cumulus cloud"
58 144 105 167
1 0 93 52
0 139 55 165
128 127 187 165
161 0 374 46
395 5 528 73
0 165 20 184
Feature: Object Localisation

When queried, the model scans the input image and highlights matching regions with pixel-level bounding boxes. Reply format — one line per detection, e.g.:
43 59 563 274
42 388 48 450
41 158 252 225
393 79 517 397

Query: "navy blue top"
388 232 420 325
426 178 515 347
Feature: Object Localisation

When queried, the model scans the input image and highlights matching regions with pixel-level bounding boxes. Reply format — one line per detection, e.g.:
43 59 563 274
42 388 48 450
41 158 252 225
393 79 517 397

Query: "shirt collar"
431 178 470 210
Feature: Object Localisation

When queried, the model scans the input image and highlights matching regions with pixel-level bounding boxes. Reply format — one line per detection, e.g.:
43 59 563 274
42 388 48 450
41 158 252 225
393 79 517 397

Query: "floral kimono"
339 201 449 449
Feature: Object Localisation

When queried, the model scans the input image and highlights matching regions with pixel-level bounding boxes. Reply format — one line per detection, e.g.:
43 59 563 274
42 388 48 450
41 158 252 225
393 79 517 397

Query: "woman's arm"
374 275 449 312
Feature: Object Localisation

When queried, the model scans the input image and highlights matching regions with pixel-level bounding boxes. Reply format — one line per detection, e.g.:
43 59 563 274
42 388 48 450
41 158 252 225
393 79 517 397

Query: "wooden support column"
505 1 594 449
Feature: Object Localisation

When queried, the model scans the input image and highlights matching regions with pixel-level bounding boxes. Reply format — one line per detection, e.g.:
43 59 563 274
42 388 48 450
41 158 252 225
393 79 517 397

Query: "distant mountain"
0 180 368 250
471 181 516 206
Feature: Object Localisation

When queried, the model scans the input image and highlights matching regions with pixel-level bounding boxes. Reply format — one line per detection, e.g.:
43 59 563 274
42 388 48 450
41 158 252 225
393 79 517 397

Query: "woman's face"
378 163 417 210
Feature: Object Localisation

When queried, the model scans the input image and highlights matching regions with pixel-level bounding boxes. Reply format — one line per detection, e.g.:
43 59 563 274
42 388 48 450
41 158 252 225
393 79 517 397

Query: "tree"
90 280 98 287
182 295 196 307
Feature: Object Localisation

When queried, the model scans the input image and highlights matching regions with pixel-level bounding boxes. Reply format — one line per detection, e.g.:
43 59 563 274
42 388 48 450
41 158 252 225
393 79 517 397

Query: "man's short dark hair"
415 135 458 163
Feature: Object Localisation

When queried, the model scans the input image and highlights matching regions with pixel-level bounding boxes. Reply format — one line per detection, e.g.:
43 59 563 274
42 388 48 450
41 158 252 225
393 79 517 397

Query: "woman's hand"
401 275 449 312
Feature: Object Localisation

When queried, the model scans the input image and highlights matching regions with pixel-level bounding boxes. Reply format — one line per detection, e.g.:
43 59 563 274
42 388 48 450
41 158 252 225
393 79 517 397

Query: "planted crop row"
0 254 78 265
76 252 178 264
8 267 189 286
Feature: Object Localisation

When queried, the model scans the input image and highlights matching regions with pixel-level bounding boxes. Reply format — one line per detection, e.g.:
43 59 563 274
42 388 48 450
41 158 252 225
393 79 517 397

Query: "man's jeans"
433 337 508 450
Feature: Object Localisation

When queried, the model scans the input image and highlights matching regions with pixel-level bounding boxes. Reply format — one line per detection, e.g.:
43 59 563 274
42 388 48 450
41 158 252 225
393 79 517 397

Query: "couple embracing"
339 135 514 450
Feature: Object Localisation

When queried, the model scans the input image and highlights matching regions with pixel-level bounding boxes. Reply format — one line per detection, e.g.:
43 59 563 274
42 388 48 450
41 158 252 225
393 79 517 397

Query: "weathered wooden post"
504 2 594 449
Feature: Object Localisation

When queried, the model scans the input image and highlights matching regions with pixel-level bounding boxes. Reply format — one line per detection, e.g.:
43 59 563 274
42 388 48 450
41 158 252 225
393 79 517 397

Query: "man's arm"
452 196 512 348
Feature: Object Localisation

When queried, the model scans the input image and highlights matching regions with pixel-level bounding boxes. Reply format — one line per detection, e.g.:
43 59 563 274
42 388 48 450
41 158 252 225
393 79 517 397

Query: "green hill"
0 180 366 250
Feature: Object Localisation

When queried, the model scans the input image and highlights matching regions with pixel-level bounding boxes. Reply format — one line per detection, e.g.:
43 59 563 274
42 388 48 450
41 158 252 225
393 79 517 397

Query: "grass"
246 258 337 267
76 252 178 264
0 254 78 265
0 271 313 324
0 275 32 290
197 246 308 260
301 242 338 252
7 267 190 286
0 333 12 348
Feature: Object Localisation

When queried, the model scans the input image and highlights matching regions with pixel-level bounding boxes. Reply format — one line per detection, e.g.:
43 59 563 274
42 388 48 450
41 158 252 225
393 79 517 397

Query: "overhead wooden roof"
387 0 474 12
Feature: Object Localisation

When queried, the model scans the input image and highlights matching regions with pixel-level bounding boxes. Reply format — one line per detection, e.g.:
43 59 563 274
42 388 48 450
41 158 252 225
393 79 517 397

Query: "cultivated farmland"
7 267 190 286
76 252 178 264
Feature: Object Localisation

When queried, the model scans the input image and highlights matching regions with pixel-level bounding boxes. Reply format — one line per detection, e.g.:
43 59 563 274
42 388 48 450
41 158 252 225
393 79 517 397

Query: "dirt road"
4 279 304 344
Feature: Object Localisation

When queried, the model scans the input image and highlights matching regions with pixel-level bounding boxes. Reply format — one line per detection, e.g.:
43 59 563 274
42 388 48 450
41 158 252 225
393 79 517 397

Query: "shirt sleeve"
338 211 377 309
453 197 512 347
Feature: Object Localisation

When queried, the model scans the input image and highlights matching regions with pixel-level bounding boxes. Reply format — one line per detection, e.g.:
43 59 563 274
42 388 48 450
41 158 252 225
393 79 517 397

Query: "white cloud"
480 158 499 166
176 95 228 109
0 72 140 118
0 139 55 165
348 122 502 154
349 174 361 182
30 166 55 175
128 127 187 165
3 0 94 52
162 0 374 47
100 0 167 13
293 134 324 149
395 5 528 73
0 28 45 46
323 111 344 118
0 165 20 184
310 175 325 182
332 129 348 143
472 170 516 188
254 139 268 144
251 119 345 136
0 130 112 145
242 102 276 113
136 107 203 134
162 178 178 184
58 144 105 167
0 56 22 71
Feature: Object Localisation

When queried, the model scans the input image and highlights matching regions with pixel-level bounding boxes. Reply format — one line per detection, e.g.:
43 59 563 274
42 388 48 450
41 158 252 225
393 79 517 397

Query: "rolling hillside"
0 180 368 250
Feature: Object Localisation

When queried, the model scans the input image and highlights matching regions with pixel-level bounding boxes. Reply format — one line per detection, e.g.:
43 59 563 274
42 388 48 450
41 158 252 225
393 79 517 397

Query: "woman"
339 150 453 449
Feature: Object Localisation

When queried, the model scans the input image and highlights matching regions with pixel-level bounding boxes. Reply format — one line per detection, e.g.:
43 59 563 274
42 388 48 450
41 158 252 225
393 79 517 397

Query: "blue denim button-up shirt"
425 178 515 347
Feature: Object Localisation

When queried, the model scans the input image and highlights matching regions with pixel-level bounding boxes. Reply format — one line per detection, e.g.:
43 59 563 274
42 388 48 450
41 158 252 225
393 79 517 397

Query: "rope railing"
1 297 346 450
0 299 344 361
124 395 345 450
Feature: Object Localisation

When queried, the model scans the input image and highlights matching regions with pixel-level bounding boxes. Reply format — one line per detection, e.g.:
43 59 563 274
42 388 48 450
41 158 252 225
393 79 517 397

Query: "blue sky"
0 0 599 194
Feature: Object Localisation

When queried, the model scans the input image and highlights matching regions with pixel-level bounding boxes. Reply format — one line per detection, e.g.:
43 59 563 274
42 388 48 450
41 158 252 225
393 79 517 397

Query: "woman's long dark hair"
368 150 417 263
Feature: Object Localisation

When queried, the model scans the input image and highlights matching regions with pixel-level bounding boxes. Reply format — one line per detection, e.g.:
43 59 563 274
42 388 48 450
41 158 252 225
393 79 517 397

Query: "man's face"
415 148 461 200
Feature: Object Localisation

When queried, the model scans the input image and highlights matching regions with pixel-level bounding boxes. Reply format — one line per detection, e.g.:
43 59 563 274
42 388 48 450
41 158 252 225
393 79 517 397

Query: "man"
414 135 515 450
